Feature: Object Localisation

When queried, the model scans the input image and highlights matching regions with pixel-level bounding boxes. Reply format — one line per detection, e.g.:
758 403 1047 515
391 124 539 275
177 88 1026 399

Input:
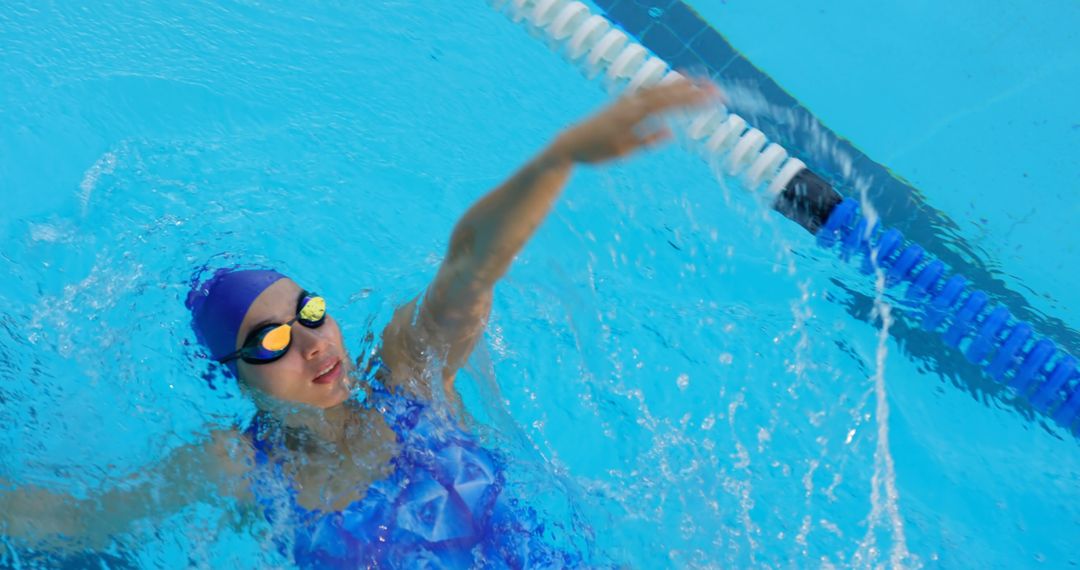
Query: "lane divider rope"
488 0 1080 435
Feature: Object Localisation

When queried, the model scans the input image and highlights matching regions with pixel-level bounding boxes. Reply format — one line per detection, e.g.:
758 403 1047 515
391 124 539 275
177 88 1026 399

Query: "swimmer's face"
234 278 352 409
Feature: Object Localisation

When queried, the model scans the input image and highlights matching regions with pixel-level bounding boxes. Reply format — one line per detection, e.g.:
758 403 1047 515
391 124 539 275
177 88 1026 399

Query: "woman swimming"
2 78 720 567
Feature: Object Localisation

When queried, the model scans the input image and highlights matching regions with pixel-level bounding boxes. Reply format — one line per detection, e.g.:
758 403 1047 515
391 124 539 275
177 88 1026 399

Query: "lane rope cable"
489 0 1080 435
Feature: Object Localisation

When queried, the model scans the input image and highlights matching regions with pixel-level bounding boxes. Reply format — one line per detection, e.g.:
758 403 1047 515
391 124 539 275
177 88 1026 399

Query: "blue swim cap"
186 267 286 376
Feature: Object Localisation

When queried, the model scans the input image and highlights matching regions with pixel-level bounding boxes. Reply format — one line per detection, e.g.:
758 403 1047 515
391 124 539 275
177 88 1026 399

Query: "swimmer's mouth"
312 359 343 384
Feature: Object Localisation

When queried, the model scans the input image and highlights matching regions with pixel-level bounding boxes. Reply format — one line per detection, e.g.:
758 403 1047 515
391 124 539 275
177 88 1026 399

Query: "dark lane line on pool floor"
590 0 1080 412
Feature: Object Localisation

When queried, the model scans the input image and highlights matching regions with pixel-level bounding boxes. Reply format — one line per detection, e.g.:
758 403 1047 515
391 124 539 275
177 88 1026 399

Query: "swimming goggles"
217 291 327 365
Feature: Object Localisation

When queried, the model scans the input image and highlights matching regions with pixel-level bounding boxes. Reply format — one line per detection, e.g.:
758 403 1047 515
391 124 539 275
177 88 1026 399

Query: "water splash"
77 151 118 216
852 184 920 570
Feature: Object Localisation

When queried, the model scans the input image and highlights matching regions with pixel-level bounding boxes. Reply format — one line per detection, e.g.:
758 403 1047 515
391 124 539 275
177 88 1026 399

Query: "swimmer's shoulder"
208 427 256 477
374 297 466 412
163 427 256 505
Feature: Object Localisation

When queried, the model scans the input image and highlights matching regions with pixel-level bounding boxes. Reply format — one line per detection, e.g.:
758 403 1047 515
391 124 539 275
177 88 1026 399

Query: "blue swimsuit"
245 381 582 569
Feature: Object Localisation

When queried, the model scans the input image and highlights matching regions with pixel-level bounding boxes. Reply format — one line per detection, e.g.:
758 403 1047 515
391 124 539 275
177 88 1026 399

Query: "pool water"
1 1 1077 568
691 0 1080 331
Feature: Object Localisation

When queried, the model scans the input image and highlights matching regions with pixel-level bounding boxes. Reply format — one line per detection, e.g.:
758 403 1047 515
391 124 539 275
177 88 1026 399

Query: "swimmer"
1 78 721 567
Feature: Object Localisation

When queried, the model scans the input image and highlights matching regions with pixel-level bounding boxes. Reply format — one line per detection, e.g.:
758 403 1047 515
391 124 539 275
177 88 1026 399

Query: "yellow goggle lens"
299 296 326 322
261 324 292 352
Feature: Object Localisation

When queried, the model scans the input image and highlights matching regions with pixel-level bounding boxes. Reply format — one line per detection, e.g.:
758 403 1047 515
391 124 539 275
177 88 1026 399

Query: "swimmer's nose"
294 324 330 360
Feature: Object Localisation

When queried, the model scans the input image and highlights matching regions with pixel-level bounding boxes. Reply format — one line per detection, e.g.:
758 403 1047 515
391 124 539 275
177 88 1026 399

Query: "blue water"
692 0 1080 330
1 1 1077 568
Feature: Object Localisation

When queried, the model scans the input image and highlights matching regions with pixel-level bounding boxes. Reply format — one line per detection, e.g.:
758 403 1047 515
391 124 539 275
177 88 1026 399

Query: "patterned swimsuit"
245 380 582 569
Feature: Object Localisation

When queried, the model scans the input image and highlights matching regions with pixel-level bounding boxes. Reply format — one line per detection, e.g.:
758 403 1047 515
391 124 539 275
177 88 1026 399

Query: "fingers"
635 76 724 116
637 126 672 148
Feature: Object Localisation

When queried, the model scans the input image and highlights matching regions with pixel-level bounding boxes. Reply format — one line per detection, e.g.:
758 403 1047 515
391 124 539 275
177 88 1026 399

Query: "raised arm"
378 79 720 401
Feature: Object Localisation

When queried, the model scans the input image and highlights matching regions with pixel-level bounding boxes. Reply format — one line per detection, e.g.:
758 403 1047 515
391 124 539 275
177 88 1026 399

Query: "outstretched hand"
384 77 724 403
552 77 723 165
